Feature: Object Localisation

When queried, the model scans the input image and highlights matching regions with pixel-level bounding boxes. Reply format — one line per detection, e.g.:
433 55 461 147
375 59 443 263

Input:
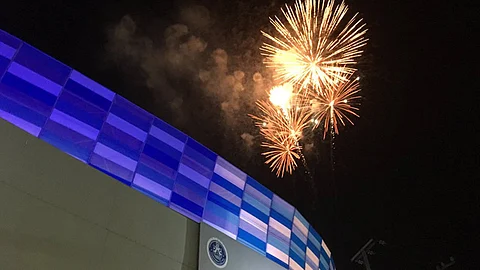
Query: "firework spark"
309 74 361 138
250 91 312 177
261 0 367 92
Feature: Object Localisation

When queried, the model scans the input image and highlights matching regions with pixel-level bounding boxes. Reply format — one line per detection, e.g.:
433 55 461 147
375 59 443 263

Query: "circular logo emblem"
207 237 228 268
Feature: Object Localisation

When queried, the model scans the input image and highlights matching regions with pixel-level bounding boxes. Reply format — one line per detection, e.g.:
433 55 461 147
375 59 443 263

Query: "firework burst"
250 87 312 177
261 0 367 92
309 74 361 138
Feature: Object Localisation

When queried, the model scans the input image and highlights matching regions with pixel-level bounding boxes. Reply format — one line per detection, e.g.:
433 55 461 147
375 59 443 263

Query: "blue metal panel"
152 117 187 144
0 56 10 76
186 138 217 163
1 72 57 115
319 253 329 270
13 44 71 86
135 163 175 190
270 209 293 229
142 143 180 170
39 120 95 162
246 176 273 199
55 91 107 130
242 192 270 216
146 134 182 160
0 30 22 49
289 246 306 268
170 192 204 220
237 228 267 255
110 95 152 132
207 192 240 215
0 94 47 128
183 144 216 172
97 125 142 161
64 79 112 111
211 173 244 198
241 201 269 224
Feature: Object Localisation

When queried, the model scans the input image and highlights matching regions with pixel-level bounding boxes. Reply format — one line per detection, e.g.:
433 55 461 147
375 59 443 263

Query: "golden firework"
261 0 367 92
309 74 361 138
250 89 312 177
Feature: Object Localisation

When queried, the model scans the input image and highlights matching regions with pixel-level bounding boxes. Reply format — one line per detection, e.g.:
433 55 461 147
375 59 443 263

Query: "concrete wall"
0 119 199 270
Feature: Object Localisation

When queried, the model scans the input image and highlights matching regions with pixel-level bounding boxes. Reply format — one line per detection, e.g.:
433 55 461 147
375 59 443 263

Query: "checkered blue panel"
319 239 332 270
266 194 295 268
306 225 322 270
0 29 336 270
237 176 273 255
203 157 246 239
289 210 309 270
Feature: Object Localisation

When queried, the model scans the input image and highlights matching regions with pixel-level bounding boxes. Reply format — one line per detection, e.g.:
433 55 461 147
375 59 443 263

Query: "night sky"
1 0 477 269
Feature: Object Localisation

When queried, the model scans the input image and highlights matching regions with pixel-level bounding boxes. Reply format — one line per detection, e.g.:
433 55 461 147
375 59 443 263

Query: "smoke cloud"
106 5 272 149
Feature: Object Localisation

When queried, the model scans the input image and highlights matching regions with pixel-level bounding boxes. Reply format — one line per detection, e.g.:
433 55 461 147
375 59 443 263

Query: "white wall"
0 119 199 270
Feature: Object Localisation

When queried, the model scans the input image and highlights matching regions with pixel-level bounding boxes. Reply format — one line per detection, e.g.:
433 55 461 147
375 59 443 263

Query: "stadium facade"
0 29 335 270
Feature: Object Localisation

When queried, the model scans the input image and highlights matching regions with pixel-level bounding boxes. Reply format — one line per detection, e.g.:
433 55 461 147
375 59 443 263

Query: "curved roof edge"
0 29 335 270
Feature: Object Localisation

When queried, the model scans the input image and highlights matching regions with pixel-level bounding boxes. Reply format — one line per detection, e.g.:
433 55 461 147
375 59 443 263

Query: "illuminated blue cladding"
203 157 245 239
0 29 336 270
14 44 71 86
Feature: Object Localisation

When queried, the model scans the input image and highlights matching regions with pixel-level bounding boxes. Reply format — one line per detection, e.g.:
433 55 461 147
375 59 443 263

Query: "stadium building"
0 29 335 270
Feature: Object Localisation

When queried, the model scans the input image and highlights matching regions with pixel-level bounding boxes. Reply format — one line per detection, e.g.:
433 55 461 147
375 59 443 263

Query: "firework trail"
261 0 367 93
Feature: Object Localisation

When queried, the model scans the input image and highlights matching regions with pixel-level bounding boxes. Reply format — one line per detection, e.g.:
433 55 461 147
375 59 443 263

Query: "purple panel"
173 174 208 207
185 138 217 162
93 143 137 171
245 184 271 208
152 118 187 142
139 153 177 180
0 109 41 136
239 219 267 242
183 145 216 171
132 173 171 201
209 181 242 207
0 94 47 128
214 163 246 190
269 225 291 244
8 62 62 96
69 70 115 101
55 90 107 130
0 42 16 59
98 123 143 155
89 152 134 183
180 155 213 179
216 157 247 181
203 201 239 237
173 184 206 208
272 194 295 220
111 95 153 132
13 44 71 86
292 225 308 244
50 109 99 140
0 56 9 76
0 30 22 49
40 120 96 162
106 113 147 142
149 125 185 152
0 78 53 116
178 163 211 189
